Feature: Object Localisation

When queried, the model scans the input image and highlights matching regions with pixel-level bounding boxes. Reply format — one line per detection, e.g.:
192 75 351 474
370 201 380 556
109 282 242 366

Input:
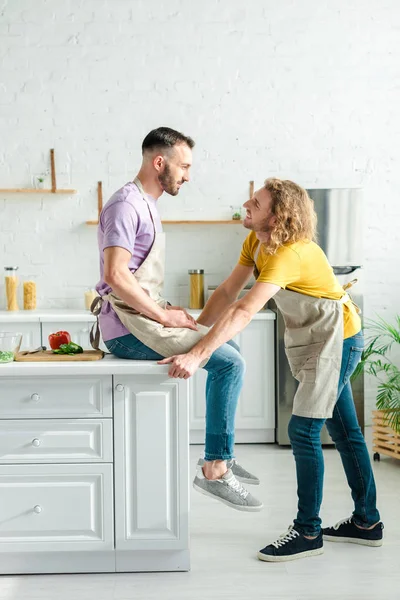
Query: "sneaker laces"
225 474 249 499
333 517 352 531
272 526 300 548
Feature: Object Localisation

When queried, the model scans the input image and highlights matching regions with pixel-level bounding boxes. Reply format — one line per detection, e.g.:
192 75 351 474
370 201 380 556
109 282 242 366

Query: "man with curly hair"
159 178 383 561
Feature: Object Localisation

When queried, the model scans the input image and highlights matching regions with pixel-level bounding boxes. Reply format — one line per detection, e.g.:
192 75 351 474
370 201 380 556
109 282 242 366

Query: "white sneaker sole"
193 482 264 512
257 547 324 562
323 535 383 547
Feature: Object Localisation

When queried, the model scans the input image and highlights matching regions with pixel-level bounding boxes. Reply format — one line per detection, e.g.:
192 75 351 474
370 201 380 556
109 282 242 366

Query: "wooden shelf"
0 149 77 195
85 180 254 226
0 188 77 194
162 220 243 224
85 181 103 225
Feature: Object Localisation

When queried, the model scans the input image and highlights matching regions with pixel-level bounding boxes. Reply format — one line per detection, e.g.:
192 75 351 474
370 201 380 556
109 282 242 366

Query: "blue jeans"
288 331 380 535
105 333 245 461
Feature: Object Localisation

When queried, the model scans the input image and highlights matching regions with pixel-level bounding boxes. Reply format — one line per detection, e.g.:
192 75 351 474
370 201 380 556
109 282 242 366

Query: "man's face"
158 143 192 196
243 187 276 233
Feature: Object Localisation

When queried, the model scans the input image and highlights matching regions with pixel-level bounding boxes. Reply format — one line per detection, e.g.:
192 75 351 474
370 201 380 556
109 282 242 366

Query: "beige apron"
254 242 353 419
90 177 210 366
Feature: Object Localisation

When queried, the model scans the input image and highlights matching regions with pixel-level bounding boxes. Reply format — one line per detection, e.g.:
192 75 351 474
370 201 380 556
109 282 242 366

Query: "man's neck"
135 168 163 200
255 231 271 244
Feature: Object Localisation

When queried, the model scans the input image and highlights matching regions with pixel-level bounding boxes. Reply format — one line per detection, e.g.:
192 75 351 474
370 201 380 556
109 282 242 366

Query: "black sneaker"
323 517 384 547
258 525 324 562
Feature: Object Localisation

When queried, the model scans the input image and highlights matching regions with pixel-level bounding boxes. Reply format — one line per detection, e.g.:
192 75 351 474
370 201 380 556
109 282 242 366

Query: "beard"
244 214 272 233
158 162 182 196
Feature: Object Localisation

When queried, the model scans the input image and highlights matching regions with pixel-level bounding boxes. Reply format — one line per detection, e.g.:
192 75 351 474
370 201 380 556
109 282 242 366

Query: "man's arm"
197 264 254 326
104 246 197 330
159 280 280 377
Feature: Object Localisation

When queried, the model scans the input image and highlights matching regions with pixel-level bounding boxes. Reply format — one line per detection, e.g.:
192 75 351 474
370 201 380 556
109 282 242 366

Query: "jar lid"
4 266 19 270
188 269 204 274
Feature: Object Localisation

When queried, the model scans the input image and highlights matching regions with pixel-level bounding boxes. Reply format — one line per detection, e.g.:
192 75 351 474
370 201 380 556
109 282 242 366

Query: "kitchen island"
0 356 189 574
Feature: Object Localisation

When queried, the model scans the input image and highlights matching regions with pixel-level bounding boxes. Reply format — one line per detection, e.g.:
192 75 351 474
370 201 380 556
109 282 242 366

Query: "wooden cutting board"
15 350 104 362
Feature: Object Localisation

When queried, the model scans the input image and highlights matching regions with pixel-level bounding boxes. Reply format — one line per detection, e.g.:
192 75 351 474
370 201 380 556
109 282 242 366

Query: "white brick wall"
1 0 399 421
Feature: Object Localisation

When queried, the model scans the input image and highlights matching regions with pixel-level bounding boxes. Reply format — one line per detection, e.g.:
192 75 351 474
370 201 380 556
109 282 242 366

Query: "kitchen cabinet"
0 358 190 574
0 320 41 351
113 375 189 572
189 313 276 444
0 310 103 351
41 321 93 350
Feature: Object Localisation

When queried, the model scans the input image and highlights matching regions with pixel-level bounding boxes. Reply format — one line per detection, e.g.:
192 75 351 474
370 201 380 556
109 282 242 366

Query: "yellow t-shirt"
239 232 361 339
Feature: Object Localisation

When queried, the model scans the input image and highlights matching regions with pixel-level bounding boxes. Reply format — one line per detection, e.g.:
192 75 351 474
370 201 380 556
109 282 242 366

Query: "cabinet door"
0 464 114 553
113 374 190 571
188 368 208 444
189 320 275 443
41 321 93 350
0 322 41 351
234 320 275 442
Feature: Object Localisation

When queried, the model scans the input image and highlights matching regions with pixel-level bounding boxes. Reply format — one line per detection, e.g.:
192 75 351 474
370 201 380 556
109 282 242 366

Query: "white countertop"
0 354 170 377
0 308 275 322
0 309 96 323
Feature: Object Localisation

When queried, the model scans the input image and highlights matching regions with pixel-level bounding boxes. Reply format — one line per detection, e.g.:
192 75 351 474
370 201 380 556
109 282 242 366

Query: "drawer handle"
116 384 124 392
31 438 41 447
30 393 40 402
33 505 42 514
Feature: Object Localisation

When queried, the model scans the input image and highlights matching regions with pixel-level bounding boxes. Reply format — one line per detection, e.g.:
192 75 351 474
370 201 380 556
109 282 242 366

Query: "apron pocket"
285 341 324 383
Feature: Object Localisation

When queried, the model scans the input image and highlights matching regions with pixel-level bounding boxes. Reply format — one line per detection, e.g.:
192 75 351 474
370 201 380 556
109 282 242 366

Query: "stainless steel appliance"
272 188 365 445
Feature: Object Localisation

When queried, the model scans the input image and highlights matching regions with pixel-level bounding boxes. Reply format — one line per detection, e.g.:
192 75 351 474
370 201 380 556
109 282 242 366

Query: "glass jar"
4 267 19 311
84 288 98 311
23 277 37 310
188 270 205 309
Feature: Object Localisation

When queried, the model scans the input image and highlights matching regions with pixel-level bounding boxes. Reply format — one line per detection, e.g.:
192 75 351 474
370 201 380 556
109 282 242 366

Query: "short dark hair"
142 126 195 155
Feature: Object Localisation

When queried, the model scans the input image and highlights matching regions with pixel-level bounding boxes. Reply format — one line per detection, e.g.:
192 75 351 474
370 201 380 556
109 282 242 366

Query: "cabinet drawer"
0 464 114 552
0 376 112 418
0 419 113 464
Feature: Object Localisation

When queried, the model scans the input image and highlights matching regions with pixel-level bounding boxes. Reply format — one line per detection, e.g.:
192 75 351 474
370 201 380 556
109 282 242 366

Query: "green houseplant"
353 315 400 434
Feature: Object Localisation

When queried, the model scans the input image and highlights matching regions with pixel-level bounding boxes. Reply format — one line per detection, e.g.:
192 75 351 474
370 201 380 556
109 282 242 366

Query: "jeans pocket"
344 347 363 384
107 339 149 360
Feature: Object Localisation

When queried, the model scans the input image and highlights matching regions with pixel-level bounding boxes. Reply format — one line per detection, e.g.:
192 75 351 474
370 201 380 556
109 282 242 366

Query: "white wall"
1 0 399 420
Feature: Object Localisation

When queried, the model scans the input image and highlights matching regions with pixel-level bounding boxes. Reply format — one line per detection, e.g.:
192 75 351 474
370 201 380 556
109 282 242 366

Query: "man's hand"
162 308 198 331
158 352 203 378
166 305 197 327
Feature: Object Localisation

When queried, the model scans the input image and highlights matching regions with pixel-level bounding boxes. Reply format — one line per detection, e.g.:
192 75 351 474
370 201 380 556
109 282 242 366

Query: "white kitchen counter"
0 354 169 377
0 309 96 323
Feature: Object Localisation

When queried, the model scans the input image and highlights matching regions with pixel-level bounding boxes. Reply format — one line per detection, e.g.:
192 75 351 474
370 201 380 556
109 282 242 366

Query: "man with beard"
160 178 382 561
92 127 263 513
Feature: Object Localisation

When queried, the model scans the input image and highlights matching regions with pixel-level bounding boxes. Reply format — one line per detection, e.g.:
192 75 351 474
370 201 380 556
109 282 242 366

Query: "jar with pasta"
23 277 37 310
4 267 19 311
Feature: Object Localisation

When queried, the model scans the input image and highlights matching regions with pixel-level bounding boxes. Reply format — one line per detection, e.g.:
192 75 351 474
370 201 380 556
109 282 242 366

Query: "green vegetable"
0 350 15 363
52 342 84 355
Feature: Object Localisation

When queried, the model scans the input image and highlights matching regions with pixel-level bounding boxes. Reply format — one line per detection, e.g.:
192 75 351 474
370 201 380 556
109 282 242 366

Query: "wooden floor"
0 429 399 600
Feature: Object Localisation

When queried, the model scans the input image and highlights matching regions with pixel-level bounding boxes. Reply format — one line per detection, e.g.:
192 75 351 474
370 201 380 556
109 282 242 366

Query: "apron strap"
90 295 104 351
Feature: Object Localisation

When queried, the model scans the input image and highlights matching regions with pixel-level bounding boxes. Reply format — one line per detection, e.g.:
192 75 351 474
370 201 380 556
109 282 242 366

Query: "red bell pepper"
48 331 71 350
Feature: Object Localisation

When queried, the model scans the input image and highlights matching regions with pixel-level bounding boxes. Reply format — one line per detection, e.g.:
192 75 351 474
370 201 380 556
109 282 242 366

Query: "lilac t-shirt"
95 182 162 342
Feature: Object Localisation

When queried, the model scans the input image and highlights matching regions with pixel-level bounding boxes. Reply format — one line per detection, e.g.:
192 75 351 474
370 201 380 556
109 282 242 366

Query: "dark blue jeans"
105 333 245 461
288 331 380 536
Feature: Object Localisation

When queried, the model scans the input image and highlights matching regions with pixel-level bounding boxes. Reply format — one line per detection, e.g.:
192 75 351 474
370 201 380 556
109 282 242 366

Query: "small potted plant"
35 175 45 189
230 206 242 220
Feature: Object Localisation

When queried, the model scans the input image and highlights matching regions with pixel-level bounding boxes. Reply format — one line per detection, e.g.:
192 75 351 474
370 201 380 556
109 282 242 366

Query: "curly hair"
262 178 317 255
